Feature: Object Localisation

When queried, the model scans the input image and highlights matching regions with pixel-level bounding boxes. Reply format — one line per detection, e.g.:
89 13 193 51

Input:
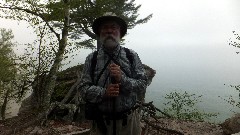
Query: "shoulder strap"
90 50 111 85
91 50 98 82
123 47 134 66
90 47 134 83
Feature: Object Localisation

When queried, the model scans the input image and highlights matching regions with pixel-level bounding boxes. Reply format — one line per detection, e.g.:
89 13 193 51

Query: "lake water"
145 79 240 123
140 45 240 123
113 40 240 123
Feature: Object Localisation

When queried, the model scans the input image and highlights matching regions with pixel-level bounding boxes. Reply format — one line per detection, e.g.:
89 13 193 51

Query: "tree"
0 0 152 110
0 28 17 120
45 0 152 49
1 0 71 110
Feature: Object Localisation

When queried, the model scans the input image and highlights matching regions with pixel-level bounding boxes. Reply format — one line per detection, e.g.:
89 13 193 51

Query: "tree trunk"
1 86 10 120
42 0 70 110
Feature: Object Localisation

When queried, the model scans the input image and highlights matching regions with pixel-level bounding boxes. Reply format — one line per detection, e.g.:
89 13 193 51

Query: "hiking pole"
111 76 117 135
113 96 116 135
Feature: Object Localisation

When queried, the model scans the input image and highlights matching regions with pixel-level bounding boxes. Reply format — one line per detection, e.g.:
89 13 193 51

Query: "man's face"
99 21 121 49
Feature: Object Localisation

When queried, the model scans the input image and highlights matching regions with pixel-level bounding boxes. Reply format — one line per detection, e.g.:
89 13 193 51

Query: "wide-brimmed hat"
92 12 127 38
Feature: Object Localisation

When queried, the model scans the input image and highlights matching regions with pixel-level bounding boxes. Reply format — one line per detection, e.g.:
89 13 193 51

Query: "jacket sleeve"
77 54 106 103
120 50 148 96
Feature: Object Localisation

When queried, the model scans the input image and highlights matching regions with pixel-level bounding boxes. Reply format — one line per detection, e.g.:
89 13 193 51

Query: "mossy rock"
51 64 84 102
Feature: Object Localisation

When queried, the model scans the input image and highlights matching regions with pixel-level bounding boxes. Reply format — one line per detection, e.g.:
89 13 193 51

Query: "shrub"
163 91 218 121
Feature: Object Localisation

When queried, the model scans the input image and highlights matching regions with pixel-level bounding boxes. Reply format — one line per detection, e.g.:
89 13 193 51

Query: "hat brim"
92 16 127 38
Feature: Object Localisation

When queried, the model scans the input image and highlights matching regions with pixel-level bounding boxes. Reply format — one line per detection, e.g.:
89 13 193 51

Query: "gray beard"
100 36 119 50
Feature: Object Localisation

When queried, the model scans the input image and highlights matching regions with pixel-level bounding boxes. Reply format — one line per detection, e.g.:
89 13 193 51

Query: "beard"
100 35 120 50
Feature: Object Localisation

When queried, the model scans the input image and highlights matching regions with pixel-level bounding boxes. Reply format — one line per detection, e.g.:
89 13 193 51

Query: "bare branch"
79 23 96 39
142 118 184 135
0 5 60 41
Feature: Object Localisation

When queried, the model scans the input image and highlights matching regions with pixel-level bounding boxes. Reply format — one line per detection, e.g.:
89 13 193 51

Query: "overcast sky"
127 0 240 48
123 0 240 83
0 0 240 80
0 0 239 53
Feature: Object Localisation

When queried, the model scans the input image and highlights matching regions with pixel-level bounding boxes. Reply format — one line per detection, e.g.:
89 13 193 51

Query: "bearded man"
78 12 147 135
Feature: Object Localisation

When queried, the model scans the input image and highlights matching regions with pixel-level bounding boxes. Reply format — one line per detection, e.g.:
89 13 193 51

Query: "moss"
51 64 84 102
56 64 84 81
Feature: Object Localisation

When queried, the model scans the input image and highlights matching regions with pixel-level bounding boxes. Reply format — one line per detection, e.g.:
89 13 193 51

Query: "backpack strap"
91 50 111 85
90 47 134 84
123 47 134 66
91 50 98 83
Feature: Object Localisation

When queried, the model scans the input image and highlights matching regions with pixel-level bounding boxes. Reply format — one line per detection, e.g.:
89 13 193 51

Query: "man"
78 12 147 135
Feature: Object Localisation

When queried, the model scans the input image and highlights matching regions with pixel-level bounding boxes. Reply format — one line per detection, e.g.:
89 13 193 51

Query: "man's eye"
112 26 117 29
101 25 119 30
112 26 119 30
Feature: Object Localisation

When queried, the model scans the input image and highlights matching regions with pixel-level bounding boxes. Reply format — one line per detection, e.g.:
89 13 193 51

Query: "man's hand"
105 83 120 97
109 63 122 83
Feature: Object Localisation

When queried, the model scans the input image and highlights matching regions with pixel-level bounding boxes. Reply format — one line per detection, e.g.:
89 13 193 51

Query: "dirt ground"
0 116 225 135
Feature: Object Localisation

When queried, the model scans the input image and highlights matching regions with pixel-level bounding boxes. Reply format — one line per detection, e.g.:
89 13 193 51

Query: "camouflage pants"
90 110 141 135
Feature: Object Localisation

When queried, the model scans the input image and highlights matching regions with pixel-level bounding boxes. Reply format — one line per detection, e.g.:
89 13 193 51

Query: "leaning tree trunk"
42 0 70 110
1 85 10 120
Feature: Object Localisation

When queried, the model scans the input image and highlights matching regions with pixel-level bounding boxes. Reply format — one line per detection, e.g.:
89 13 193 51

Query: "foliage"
163 91 218 121
18 28 58 75
0 28 32 99
226 31 240 108
1 0 73 109
220 84 240 109
42 0 153 49
0 0 152 55
0 28 17 119
69 0 153 37
0 28 16 91
229 31 240 54
0 28 33 120
0 28 16 81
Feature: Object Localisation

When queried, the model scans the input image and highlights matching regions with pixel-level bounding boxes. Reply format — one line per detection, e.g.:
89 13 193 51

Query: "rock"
221 113 240 135
232 132 240 135
143 64 156 86
29 126 43 134
18 94 35 115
